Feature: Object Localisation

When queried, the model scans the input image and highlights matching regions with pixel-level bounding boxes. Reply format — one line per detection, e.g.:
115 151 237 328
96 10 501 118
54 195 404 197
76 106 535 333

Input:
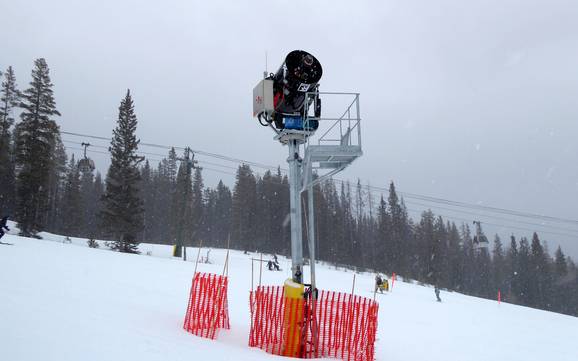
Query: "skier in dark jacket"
434 285 442 302
0 216 9 240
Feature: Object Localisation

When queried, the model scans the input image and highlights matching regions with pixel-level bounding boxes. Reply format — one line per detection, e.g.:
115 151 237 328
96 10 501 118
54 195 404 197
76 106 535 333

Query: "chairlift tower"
253 51 363 291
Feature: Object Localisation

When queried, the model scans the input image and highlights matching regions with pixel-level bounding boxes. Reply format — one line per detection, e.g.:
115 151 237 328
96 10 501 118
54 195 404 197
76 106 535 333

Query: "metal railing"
303 92 361 148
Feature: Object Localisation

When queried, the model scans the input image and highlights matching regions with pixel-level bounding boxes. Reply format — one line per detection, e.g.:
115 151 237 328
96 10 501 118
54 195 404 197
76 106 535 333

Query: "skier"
434 285 442 302
375 274 384 293
0 215 9 240
267 260 274 271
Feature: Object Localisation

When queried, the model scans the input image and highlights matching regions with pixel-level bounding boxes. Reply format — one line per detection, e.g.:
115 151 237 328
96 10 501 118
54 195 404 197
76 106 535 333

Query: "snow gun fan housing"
253 50 323 131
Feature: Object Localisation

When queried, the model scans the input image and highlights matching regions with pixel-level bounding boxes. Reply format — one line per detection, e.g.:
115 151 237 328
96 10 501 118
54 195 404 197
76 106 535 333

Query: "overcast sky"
2 0 577 256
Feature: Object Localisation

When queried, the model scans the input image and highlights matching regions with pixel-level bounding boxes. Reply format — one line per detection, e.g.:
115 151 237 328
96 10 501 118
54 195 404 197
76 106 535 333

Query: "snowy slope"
0 231 577 361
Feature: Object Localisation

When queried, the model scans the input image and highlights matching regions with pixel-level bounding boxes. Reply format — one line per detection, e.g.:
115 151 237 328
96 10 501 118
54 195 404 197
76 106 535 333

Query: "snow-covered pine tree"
100 90 144 253
0 66 20 214
14 59 61 236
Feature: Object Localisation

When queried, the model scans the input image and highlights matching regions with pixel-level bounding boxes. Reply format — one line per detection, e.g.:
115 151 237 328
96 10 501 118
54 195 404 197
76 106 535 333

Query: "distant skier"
0 215 10 240
267 259 281 271
434 285 442 302
375 274 384 293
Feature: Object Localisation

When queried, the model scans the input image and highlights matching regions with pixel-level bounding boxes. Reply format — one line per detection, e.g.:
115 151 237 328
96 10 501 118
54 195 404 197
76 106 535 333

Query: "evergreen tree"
474 247 492 298
552 246 570 313
166 147 179 242
375 196 390 272
339 181 356 266
140 160 154 242
529 232 552 309
416 210 436 282
231 164 257 251
432 216 449 288
14 58 61 236
202 187 217 244
91 172 104 239
459 223 476 292
517 237 531 303
0 66 20 214
492 234 506 294
446 222 463 290
172 151 193 257
214 180 232 247
150 151 176 243
191 167 204 245
60 155 82 236
506 235 520 303
388 182 405 274
100 90 144 253
554 246 568 278
44 135 67 232
79 163 97 238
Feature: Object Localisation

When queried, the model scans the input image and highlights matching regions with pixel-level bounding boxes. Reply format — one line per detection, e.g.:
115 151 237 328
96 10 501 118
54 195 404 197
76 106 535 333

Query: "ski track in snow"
1 225 577 361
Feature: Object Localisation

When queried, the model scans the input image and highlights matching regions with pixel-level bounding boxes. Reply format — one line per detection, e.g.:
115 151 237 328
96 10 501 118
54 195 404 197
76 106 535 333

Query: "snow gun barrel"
253 50 323 130
271 50 322 116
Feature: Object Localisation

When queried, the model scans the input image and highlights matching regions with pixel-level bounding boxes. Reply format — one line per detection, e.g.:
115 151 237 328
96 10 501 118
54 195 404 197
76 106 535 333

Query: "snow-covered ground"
1 226 577 361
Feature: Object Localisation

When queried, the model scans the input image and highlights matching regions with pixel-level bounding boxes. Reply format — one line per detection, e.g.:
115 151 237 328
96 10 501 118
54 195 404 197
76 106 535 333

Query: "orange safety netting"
183 272 230 339
249 286 379 361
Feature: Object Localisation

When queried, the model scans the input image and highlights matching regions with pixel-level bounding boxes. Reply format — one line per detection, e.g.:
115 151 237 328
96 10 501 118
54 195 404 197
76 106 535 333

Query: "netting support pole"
308 182 316 294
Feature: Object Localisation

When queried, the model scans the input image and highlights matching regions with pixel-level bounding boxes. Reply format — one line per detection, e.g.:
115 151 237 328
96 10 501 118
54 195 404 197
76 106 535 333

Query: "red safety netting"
249 286 379 361
183 272 230 340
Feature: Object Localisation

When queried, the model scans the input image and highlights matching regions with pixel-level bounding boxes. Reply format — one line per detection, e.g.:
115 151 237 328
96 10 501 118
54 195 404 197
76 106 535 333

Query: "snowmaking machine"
250 50 369 360
253 50 322 131
252 49 363 287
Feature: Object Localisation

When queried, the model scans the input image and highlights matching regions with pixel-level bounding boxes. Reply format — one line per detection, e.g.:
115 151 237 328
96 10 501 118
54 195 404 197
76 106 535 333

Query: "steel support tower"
271 92 363 288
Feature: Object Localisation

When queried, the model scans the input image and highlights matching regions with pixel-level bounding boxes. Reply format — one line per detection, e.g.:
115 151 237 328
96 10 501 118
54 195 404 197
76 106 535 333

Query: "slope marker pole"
259 253 263 287
351 274 356 295
193 239 203 275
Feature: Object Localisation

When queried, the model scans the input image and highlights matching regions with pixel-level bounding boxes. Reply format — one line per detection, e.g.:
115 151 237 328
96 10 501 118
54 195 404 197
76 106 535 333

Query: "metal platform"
274 129 314 145
305 145 362 167
301 92 363 189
